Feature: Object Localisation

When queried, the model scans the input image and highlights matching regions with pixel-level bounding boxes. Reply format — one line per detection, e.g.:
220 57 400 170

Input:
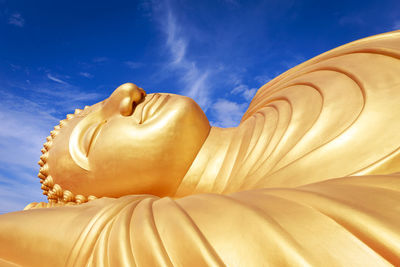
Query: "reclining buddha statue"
0 31 400 267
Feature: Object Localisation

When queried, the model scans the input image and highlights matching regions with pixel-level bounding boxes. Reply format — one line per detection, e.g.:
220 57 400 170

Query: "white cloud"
151 2 211 111
47 73 69 85
35 87 100 101
209 76 258 127
210 99 247 128
0 174 44 214
125 61 143 69
180 64 209 109
165 10 187 65
31 85 102 112
0 91 57 213
147 0 255 125
254 74 272 85
0 96 56 168
0 75 104 213
242 88 257 101
231 83 257 101
8 13 24 27
231 84 246 94
79 72 93 78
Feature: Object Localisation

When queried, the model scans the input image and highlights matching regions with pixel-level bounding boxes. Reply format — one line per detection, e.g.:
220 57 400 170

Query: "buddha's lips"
139 94 170 123
137 94 156 124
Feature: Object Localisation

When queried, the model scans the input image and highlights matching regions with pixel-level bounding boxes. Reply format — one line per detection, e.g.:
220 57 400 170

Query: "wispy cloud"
210 99 247 127
93 57 108 63
0 91 58 167
31 85 102 113
25 71 103 112
254 75 272 85
0 172 44 214
0 72 104 213
9 63 22 71
34 86 101 103
146 0 257 125
8 13 25 27
208 77 257 127
165 10 187 65
231 84 257 101
47 73 69 85
125 61 143 69
79 72 93 78
152 2 211 110
0 90 57 213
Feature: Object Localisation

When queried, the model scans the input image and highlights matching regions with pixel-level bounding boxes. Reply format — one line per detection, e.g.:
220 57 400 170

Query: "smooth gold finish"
0 31 400 266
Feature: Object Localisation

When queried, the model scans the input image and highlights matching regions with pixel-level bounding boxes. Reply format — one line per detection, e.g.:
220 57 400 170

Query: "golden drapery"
177 31 400 196
0 175 399 266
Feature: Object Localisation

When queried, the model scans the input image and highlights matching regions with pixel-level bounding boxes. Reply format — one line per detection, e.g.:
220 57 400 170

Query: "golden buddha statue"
0 31 400 267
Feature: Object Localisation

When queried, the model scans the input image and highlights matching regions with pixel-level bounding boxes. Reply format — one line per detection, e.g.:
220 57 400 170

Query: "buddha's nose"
103 83 146 117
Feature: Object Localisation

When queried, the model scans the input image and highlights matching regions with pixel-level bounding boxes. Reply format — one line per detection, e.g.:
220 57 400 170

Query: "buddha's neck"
175 123 254 197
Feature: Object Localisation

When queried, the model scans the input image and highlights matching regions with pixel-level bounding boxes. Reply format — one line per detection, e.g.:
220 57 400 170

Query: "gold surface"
43 83 210 199
1 31 400 266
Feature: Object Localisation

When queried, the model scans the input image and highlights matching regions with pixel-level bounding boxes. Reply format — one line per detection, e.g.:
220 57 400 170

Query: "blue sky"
0 0 399 213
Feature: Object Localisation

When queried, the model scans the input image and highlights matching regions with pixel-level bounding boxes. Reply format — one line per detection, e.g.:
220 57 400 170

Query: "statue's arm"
0 197 119 266
0 258 20 267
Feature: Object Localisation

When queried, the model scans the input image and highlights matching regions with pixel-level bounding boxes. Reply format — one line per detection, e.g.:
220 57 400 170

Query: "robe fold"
1 175 399 266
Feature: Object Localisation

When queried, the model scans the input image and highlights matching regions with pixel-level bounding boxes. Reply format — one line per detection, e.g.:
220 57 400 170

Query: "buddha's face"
45 83 210 198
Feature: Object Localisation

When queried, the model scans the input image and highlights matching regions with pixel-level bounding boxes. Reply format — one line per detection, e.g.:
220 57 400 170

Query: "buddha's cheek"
87 123 187 197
